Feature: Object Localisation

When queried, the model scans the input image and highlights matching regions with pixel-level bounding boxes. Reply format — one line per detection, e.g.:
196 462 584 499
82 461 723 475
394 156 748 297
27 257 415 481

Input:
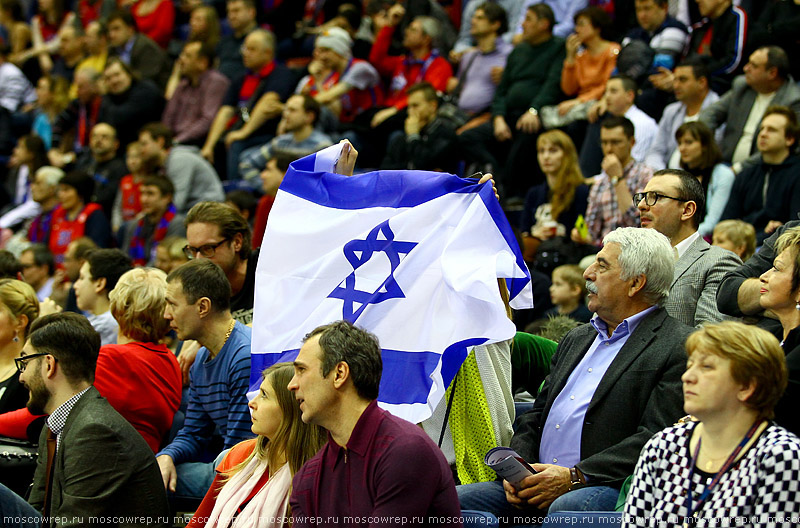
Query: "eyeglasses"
632 191 689 207
183 238 230 260
15 353 55 373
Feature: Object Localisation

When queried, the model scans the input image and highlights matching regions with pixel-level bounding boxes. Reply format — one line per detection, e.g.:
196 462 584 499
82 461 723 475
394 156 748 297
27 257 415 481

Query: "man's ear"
628 274 647 298
93 277 107 295
332 361 350 390
681 200 698 222
196 296 212 318
44 354 58 380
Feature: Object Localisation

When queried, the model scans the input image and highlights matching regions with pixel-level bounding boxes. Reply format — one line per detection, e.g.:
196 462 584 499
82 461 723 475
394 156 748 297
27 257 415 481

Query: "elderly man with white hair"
0 166 63 249
458 227 693 521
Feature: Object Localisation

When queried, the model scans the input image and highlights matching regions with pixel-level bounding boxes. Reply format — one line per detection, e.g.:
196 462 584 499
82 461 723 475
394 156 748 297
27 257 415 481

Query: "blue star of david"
327 220 417 321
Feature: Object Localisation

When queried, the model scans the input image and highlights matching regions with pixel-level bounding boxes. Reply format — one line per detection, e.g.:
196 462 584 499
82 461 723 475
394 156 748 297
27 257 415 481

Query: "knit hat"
315 27 352 58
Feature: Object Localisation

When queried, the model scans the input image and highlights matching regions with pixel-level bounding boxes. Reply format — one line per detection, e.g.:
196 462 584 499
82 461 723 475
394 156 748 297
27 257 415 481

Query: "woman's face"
189 9 208 37
249 375 283 440
126 145 142 173
681 350 748 419
57 184 81 211
36 78 53 106
0 305 20 350
759 247 798 314
537 140 565 178
678 132 704 169
574 16 597 43
10 141 30 167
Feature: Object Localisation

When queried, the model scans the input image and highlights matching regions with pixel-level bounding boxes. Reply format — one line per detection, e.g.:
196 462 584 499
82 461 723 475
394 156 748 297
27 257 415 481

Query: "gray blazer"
699 74 800 169
664 236 742 327
28 387 169 527
511 307 692 487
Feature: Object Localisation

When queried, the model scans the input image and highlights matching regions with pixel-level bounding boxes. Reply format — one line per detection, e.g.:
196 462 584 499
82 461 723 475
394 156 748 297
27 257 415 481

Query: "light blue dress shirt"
538 305 658 470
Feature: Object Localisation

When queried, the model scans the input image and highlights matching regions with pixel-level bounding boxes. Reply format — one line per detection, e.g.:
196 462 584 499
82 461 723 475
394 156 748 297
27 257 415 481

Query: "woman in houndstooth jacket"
623 322 800 528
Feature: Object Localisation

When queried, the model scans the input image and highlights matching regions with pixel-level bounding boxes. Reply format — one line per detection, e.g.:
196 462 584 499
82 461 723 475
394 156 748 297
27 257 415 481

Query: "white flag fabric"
252 143 533 423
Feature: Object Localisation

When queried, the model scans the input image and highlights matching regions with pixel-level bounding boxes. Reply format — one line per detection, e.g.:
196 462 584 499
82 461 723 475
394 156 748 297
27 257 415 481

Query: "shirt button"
570 396 575 400
604 342 609 346
553 458 558 463
588 368 593 372
555 424 560 429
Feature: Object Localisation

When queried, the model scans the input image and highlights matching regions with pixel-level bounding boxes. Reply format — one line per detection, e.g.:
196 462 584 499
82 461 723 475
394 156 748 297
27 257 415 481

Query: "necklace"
222 319 236 346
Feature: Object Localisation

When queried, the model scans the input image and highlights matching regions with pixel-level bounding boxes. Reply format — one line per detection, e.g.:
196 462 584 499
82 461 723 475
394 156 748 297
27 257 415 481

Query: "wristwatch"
528 107 538 116
569 467 585 491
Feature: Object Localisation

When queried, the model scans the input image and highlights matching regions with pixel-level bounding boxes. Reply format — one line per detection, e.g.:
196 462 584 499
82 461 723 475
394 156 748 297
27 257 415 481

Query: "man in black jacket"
0 313 169 527
458 227 691 521
721 105 800 244
106 9 170 90
381 82 457 173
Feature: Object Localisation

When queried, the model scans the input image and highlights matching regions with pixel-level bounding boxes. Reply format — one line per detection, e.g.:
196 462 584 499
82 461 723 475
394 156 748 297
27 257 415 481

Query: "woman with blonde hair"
520 130 589 260
0 279 38 415
623 322 800 526
97 266 182 452
189 362 327 527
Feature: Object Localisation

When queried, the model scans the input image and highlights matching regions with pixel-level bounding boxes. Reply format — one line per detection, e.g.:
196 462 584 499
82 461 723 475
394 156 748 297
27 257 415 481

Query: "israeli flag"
252 143 533 423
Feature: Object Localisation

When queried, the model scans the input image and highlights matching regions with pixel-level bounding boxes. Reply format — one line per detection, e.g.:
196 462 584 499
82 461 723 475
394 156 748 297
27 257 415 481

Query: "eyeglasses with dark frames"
182 238 230 260
632 191 689 207
15 353 55 373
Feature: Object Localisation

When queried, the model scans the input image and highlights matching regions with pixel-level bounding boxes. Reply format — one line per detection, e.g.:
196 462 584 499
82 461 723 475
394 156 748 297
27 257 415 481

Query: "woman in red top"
0 269 181 450
189 363 326 527
132 0 175 48
49 170 112 266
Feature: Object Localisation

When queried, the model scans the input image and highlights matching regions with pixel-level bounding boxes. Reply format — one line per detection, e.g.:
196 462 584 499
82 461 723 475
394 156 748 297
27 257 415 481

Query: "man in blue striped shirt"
157 259 253 500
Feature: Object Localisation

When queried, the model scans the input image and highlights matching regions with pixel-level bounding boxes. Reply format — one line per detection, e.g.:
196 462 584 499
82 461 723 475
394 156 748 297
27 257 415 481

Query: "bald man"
201 29 295 180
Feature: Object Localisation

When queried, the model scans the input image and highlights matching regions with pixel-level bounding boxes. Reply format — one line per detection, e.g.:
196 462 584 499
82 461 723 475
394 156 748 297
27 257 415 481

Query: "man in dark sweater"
458 3 565 199
721 105 800 244
75 123 128 218
381 82 457 172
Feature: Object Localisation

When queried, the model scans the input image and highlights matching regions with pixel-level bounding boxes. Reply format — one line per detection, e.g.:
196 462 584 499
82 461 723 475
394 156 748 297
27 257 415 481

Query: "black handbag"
0 435 38 497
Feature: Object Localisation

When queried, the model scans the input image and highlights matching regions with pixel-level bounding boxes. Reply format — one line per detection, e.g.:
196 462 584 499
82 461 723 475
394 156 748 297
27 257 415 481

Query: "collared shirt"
674 231 701 260
625 105 659 164
162 69 230 144
289 400 461 526
117 37 136 64
457 38 513 114
47 386 92 452
586 161 654 244
539 306 658 469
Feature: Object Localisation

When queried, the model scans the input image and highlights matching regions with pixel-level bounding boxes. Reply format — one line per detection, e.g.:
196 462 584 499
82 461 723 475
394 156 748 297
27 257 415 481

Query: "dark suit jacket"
28 387 169 527
510 307 692 488
126 34 170 90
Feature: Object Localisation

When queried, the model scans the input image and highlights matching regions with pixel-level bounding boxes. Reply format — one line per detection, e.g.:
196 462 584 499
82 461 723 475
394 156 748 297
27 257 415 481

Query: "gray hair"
35 166 64 187
602 227 674 305
416 16 440 48
249 28 276 52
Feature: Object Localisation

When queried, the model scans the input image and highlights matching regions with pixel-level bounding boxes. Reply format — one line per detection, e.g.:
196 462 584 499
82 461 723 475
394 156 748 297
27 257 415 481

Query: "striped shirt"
157 322 253 463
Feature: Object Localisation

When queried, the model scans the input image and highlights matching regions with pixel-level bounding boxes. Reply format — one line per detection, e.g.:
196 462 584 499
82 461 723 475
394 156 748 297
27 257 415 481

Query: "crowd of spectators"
1 0 800 525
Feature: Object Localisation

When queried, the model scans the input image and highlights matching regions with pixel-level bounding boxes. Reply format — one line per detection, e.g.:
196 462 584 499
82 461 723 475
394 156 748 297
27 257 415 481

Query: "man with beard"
0 312 169 526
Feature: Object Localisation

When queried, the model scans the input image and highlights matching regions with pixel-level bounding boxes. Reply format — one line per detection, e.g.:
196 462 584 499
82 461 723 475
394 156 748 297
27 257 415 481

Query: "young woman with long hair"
189 363 327 527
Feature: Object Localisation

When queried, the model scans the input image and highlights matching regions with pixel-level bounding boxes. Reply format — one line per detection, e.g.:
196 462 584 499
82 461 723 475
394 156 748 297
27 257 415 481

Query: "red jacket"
369 26 452 110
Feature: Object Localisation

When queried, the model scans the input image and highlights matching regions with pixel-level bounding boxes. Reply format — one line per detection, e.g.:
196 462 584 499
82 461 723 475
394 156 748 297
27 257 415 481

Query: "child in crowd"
712 220 756 262
545 264 592 323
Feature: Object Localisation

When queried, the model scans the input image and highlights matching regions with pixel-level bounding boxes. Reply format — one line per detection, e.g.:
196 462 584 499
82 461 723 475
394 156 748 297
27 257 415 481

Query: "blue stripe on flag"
281 166 483 210
250 338 489 406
